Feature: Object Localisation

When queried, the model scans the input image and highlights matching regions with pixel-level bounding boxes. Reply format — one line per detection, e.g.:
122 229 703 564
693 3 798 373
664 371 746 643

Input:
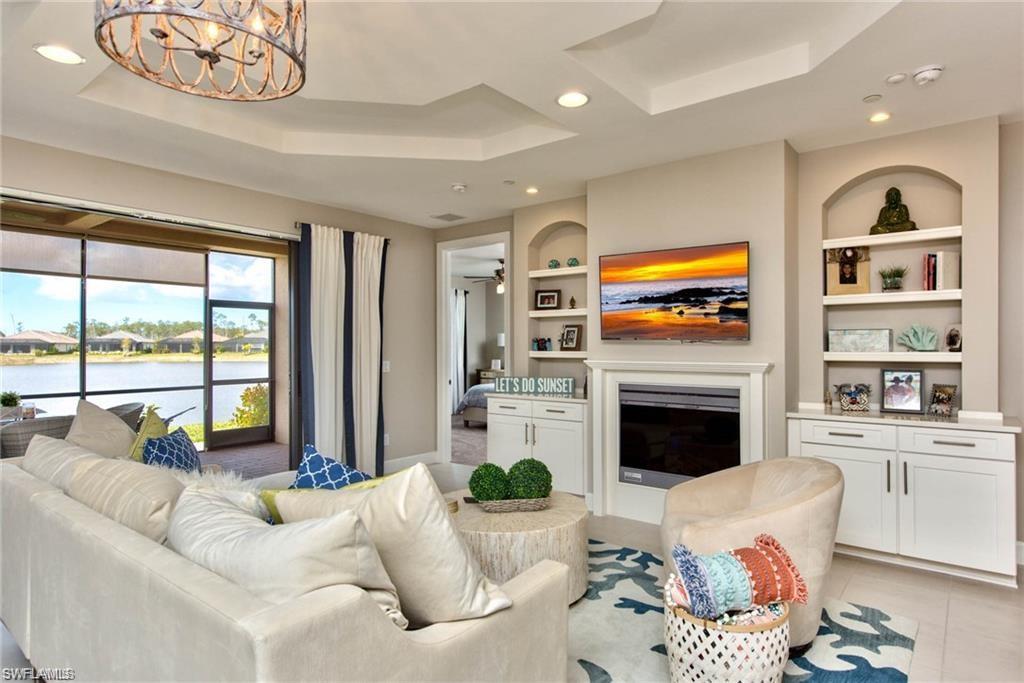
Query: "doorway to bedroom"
436 233 510 466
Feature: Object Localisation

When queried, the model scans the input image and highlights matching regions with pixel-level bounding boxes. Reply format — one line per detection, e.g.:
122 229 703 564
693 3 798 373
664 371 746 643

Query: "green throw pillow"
130 406 168 462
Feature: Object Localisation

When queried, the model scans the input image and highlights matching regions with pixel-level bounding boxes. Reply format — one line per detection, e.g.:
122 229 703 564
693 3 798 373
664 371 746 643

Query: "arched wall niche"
822 165 963 241
528 220 587 270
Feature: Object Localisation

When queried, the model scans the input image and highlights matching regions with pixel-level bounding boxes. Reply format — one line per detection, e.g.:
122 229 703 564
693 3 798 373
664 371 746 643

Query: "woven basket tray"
665 600 790 683
478 497 550 513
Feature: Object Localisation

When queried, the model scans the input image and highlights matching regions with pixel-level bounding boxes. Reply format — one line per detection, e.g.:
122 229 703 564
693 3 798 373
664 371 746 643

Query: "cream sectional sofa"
1 456 570 682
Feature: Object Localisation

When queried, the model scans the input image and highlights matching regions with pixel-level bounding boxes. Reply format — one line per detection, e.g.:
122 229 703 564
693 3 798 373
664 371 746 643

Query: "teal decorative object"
507 458 553 499
469 463 510 501
896 325 938 351
567 257 580 267
548 259 560 269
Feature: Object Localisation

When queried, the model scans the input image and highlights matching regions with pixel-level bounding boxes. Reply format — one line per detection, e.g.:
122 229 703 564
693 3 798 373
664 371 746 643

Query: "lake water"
0 361 269 426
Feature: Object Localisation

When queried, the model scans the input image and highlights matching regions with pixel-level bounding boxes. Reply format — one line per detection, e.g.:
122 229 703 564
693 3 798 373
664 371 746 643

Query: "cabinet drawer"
487 398 532 417
898 427 1014 462
532 401 583 422
800 420 897 450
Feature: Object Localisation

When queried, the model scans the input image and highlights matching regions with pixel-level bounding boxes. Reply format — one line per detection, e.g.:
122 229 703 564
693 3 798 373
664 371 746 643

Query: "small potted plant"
879 265 909 292
469 459 553 512
1 391 23 422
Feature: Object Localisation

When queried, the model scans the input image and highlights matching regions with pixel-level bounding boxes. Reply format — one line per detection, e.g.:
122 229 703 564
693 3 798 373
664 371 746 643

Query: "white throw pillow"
67 457 184 543
168 487 407 628
271 463 511 627
22 434 104 492
160 465 268 520
65 399 136 458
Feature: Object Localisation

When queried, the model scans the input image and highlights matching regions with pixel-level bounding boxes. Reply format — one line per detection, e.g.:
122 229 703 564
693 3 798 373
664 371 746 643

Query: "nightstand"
477 368 506 385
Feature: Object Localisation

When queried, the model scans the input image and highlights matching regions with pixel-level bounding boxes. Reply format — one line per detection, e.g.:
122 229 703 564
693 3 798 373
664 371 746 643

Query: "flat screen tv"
600 241 749 341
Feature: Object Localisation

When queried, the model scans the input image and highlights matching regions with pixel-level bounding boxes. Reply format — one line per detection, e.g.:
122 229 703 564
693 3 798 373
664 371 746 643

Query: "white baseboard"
384 451 439 474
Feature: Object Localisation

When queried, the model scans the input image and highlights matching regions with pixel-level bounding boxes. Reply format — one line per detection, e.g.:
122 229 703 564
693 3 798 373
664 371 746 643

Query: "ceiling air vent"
431 213 465 222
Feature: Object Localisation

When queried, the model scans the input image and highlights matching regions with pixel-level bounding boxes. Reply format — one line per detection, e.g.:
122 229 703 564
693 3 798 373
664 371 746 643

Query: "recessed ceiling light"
912 64 944 86
451 183 467 193
885 72 907 85
869 111 891 124
862 94 882 104
557 91 589 108
525 186 539 195
33 44 86 65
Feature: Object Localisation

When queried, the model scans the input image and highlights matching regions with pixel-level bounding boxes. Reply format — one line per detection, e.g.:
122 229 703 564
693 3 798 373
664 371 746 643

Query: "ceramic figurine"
896 325 938 351
548 259 560 269
567 257 580 267
569 296 577 309
870 187 917 235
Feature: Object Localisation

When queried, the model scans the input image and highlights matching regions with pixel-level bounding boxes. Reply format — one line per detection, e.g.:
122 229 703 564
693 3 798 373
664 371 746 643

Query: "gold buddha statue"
870 187 917 235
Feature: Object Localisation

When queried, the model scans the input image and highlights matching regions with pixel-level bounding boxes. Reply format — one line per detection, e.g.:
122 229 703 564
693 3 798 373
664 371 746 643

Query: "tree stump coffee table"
446 489 589 603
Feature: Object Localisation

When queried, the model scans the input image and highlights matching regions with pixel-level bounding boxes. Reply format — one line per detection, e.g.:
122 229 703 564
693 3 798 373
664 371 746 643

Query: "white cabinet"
800 442 898 553
487 397 586 495
788 415 1019 581
899 451 1016 575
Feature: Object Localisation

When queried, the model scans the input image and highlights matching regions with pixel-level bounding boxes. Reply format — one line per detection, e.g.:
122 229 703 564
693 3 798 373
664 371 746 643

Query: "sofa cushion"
267 463 511 627
67 457 184 543
130 406 168 462
291 445 372 489
65 399 137 458
168 487 407 628
143 428 201 473
21 434 104 492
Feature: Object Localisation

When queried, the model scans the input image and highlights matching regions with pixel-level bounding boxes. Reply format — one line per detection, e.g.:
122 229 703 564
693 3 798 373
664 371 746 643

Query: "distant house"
222 330 269 352
0 330 78 354
159 330 228 353
87 330 155 352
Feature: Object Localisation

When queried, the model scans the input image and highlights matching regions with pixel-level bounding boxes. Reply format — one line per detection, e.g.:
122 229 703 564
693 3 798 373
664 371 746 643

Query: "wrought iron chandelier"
94 0 306 102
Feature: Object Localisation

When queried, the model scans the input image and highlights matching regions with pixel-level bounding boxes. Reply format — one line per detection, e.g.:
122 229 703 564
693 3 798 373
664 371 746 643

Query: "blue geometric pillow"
291 444 372 490
142 428 202 473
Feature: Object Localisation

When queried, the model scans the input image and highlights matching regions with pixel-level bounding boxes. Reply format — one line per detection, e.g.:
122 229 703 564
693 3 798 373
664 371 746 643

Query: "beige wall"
586 142 795 459
1 136 437 461
796 118 1002 413
998 122 1024 540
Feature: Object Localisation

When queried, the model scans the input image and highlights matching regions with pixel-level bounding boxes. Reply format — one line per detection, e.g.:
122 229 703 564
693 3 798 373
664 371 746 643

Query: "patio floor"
202 441 290 479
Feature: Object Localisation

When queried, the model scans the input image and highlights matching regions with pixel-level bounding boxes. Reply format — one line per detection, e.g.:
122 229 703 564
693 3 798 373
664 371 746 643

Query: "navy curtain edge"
341 231 357 468
375 239 389 476
298 223 314 455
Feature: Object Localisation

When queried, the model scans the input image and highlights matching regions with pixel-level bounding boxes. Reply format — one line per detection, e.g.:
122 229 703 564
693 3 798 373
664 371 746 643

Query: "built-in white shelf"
822 225 962 250
824 351 962 363
528 308 587 319
823 289 962 306
528 265 588 279
529 350 588 359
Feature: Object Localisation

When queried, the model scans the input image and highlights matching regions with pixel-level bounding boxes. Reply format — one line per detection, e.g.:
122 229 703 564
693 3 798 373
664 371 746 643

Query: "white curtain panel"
352 232 386 474
309 224 346 460
450 289 466 413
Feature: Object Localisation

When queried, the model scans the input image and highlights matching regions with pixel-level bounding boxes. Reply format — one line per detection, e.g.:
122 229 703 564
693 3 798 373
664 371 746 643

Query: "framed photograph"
881 369 924 413
534 289 561 309
560 324 582 351
826 247 871 295
828 329 892 353
928 383 958 417
943 323 962 352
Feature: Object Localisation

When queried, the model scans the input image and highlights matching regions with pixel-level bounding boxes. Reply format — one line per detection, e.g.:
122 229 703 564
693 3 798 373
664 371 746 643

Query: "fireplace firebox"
618 384 741 490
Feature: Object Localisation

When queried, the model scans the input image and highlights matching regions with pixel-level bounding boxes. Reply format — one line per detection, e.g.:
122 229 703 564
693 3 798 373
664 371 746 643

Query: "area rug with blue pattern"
568 540 918 682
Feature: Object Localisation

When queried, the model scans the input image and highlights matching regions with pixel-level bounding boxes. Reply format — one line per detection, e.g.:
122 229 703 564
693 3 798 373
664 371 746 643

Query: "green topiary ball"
469 463 509 502
507 458 553 499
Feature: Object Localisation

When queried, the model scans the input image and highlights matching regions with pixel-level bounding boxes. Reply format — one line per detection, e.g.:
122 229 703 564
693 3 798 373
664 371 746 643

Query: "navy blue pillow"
291 444 372 489
143 428 202 473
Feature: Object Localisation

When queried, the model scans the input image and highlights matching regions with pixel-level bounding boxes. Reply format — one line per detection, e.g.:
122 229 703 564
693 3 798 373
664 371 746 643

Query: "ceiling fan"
471 259 506 294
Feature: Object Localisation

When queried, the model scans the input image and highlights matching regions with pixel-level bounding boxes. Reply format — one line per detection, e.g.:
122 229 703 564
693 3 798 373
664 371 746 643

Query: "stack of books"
922 251 960 290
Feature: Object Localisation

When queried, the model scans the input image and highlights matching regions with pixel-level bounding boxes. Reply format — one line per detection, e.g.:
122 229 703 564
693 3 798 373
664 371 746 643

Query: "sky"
0 252 273 334
599 242 749 284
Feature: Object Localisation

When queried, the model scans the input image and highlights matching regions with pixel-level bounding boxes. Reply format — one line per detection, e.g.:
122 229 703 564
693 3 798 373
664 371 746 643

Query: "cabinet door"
798 442 898 553
486 414 531 471
899 451 1016 575
531 417 584 495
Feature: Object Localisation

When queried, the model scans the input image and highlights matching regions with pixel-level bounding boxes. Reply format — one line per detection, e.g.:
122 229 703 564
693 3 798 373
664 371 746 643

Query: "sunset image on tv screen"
600 242 749 341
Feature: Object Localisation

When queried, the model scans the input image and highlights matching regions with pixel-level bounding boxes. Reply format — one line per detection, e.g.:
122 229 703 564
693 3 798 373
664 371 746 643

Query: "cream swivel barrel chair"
660 457 843 651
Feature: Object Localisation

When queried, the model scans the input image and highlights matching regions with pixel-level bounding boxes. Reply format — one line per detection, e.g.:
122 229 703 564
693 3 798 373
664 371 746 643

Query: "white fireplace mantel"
585 359 774 523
